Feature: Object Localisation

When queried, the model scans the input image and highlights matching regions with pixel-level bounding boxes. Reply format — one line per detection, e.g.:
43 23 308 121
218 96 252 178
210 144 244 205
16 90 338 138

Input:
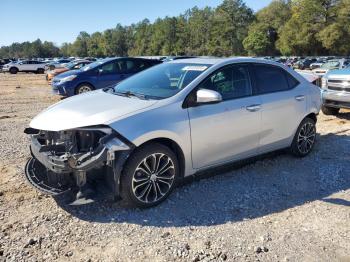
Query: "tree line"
1 0 350 59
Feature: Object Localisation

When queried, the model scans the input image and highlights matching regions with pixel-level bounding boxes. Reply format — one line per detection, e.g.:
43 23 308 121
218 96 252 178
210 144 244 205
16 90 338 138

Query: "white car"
25 58 321 207
2 60 46 74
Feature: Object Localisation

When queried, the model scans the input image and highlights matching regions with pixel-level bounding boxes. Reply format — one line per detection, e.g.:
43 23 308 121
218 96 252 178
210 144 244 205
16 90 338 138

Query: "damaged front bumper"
24 127 133 199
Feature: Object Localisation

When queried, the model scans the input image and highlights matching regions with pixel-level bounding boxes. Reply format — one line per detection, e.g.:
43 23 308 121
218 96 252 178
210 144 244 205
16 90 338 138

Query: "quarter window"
200 65 252 100
286 72 299 89
254 65 292 94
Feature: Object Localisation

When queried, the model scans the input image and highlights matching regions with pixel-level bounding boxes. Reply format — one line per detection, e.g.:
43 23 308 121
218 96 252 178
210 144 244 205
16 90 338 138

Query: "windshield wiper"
114 90 148 100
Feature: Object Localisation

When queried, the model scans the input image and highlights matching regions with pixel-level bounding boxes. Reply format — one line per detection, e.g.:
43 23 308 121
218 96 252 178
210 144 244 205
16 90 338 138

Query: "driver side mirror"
196 89 222 104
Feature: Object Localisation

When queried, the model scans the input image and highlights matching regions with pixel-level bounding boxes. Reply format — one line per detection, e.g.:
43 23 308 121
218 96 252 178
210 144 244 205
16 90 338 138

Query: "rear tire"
10 67 18 74
120 143 179 208
37 68 45 74
75 83 94 94
290 117 316 157
321 105 340 116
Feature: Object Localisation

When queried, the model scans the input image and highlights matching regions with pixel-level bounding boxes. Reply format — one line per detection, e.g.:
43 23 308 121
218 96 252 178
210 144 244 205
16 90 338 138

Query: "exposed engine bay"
24 126 133 204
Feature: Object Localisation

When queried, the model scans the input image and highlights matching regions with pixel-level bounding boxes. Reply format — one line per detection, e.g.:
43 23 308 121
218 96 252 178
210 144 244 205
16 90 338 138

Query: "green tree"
128 19 152 56
72 31 90 57
317 0 350 55
209 0 254 56
277 0 340 55
87 32 104 57
243 0 291 56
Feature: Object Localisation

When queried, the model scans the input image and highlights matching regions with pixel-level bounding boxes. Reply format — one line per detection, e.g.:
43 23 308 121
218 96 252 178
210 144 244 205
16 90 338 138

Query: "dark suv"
51 57 162 97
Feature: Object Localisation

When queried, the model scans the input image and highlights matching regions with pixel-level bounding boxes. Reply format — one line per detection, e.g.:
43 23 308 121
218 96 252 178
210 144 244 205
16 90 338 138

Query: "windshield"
113 63 210 99
81 60 104 71
321 60 340 69
65 62 76 69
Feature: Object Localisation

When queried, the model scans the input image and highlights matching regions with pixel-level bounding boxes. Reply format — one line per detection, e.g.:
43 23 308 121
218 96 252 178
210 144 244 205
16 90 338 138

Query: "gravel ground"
0 73 349 262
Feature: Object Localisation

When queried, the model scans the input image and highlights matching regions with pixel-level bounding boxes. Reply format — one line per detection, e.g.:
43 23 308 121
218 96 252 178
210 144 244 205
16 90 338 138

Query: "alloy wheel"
297 122 316 154
132 153 175 204
78 85 93 94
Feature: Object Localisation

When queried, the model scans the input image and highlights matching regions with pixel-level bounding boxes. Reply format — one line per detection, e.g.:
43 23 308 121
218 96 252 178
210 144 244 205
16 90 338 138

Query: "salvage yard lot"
0 73 349 261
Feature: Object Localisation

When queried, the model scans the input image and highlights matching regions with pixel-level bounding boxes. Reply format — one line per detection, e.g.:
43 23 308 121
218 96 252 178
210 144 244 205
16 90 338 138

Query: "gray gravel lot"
0 73 349 262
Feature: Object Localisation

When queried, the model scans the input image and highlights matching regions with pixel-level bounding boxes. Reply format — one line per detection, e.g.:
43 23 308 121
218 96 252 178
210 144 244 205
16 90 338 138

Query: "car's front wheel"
290 117 316 157
321 105 340 116
120 143 179 208
76 84 94 94
9 67 18 74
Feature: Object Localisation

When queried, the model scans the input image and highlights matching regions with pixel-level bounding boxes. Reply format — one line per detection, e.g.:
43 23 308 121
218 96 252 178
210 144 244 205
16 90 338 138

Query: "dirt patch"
0 73 349 262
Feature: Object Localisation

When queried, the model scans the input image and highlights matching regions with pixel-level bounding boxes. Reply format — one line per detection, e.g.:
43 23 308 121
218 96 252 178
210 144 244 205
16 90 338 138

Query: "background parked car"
293 58 317 70
321 67 350 115
0 59 13 72
2 60 46 74
313 58 350 76
46 60 91 82
45 59 72 70
310 58 327 70
51 57 162 96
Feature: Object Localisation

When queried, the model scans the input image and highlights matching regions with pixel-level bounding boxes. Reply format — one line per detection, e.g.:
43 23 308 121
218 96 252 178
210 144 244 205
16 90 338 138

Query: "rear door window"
254 64 291 94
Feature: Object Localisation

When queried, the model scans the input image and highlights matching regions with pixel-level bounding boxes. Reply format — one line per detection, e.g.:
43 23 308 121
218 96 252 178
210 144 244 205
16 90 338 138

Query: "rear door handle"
246 104 261 112
295 95 305 101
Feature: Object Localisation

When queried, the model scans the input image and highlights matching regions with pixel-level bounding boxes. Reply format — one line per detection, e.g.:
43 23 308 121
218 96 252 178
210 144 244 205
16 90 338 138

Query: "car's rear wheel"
76 84 94 94
321 105 340 116
10 67 18 74
120 143 179 208
290 117 316 157
37 68 45 74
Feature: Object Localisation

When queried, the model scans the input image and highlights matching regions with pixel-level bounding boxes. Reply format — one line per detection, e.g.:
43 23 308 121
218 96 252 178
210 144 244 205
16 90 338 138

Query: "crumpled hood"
30 90 157 131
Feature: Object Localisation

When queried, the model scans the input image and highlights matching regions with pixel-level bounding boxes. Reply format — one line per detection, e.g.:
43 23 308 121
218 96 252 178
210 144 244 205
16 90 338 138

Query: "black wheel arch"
135 138 186 179
305 112 317 123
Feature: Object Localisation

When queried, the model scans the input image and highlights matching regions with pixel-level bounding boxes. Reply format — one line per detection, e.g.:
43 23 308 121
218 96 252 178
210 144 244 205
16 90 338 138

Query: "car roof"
168 57 280 66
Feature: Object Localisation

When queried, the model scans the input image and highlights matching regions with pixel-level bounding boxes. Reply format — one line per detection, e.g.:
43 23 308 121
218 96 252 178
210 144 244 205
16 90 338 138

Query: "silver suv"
321 68 350 115
25 58 321 208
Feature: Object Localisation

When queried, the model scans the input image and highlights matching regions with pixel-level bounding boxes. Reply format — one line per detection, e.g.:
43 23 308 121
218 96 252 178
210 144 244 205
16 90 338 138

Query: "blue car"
51 57 162 97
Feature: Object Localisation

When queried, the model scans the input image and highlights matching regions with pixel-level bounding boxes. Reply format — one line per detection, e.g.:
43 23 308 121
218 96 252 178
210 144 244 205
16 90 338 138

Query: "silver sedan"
25 58 321 208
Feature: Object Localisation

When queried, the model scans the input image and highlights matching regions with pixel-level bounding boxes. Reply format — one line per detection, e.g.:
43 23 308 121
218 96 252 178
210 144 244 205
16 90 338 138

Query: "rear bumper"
322 89 350 109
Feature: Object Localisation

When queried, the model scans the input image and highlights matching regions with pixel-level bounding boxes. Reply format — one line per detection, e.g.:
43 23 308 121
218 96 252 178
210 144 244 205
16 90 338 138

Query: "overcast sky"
1 0 272 47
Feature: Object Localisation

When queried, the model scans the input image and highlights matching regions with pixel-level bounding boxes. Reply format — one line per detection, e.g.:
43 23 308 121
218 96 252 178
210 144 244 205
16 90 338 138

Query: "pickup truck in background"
313 58 350 77
2 60 46 74
321 68 350 115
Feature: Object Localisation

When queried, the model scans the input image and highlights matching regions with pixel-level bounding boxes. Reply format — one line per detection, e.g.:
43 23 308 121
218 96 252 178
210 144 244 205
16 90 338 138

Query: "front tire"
120 143 179 208
290 117 316 157
10 67 18 74
321 105 340 116
75 83 94 94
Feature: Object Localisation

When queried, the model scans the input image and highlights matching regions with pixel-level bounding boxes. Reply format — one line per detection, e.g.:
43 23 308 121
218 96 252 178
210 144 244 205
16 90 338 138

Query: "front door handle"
246 104 261 112
295 95 305 101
